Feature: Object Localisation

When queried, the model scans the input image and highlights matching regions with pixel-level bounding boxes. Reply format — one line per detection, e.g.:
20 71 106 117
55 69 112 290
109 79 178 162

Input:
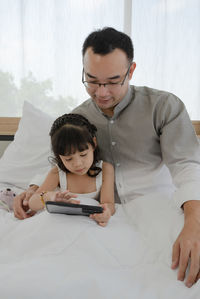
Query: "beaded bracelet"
40 191 47 207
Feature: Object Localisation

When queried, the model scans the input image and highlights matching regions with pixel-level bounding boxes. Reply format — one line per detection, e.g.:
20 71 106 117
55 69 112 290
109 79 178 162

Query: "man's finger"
99 222 107 227
14 211 23 220
14 201 29 220
27 210 36 217
171 241 180 269
23 199 29 206
19 208 29 219
25 193 32 201
185 245 200 287
177 244 191 281
14 209 27 220
195 271 200 283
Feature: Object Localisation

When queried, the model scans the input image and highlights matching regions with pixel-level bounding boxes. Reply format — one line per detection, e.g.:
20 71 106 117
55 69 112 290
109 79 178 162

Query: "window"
0 0 200 119
131 0 200 119
0 0 124 116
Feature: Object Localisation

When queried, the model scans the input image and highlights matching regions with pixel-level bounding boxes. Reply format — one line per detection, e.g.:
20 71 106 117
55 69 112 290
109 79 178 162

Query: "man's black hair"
82 27 134 63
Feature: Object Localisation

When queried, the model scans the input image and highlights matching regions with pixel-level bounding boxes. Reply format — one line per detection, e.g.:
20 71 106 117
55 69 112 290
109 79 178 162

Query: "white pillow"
0 101 55 189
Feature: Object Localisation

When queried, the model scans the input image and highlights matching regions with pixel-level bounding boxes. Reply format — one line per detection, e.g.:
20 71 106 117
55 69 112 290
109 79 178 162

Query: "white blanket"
0 191 199 299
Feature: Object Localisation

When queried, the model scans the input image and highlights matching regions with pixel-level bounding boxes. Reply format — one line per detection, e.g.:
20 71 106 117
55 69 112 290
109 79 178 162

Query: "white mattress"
0 190 199 298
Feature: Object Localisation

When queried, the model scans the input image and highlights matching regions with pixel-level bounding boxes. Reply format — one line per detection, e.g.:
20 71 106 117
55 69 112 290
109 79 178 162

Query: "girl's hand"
90 203 111 227
52 190 80 204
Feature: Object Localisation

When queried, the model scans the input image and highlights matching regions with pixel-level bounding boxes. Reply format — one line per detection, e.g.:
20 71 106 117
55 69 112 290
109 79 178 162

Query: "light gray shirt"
73 85 200 207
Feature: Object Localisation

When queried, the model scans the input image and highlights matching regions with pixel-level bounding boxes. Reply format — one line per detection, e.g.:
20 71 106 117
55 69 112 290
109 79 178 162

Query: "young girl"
29 113 115 226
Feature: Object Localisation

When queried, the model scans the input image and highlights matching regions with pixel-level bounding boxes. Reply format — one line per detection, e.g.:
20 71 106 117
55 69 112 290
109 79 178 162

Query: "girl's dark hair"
82 27 134 63
49 113 101 177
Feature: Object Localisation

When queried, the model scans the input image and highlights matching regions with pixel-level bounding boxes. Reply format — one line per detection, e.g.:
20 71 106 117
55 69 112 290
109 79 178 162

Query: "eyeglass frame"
82 63 132 90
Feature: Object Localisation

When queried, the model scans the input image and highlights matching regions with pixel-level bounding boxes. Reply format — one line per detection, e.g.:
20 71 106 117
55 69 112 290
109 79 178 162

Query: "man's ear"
93 137 97 148
129 62 136 80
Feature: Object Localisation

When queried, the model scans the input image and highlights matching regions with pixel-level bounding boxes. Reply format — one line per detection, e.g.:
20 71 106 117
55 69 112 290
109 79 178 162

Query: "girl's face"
59 143 95 175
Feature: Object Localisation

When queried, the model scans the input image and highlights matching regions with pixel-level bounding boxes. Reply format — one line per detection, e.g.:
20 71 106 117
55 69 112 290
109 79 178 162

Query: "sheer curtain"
131 0 200 120
0 0 124 116
0 0 200 119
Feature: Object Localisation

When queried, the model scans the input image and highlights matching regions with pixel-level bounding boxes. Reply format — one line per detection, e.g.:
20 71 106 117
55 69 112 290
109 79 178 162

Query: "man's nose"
95 84 110 97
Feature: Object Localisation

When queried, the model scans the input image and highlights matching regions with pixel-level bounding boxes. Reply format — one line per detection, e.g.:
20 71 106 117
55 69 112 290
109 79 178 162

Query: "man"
14 27 200 288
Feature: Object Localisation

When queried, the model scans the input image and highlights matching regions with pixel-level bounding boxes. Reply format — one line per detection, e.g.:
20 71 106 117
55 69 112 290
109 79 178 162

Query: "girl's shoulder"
102 161 114 172
97 160 113 168
48 166 59 176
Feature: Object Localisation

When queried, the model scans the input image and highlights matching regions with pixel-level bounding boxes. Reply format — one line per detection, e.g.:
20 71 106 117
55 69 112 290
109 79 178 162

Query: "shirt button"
111 141 116 146
110 120 114 124
116 163 120 167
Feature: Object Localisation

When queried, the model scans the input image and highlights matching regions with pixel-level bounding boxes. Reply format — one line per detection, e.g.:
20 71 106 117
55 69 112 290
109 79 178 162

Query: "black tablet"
45 201 103 216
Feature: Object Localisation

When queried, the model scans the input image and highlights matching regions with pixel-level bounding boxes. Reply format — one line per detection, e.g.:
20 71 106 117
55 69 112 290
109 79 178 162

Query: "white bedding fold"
0 192 199 299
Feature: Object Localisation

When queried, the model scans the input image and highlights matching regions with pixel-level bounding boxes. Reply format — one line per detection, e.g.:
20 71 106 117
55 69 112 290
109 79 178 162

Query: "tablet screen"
45 201 103 216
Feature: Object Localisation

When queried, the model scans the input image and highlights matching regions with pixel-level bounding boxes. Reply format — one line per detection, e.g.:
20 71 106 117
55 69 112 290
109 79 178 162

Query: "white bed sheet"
0 190 199 299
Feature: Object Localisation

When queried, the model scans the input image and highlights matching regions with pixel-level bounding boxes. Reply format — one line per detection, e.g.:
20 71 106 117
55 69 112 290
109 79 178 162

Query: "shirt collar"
93 85 134 120
112 85 133 119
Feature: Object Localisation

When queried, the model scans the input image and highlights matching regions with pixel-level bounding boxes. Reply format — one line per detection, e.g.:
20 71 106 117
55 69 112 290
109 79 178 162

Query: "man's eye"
111 82 118 85
107 81 119 85
89 81 118 85
80 153 87 157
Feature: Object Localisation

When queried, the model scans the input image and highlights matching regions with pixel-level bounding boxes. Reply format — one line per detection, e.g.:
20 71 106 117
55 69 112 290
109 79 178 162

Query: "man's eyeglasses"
82 64 132 91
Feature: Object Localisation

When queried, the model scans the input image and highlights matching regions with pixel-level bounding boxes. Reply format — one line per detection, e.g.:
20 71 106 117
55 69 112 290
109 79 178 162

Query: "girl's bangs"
64 142 89 156
55 126 92 156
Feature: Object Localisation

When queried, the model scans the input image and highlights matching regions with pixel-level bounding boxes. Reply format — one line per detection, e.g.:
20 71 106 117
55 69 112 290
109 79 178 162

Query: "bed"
0 101 200 298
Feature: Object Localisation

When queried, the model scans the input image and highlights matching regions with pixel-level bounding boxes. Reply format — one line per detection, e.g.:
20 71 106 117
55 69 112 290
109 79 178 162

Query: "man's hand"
172 200 200 287
13 185 38 219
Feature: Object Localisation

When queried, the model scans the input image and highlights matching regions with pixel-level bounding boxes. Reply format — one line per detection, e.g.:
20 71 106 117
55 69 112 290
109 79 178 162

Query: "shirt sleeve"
155 93 200 207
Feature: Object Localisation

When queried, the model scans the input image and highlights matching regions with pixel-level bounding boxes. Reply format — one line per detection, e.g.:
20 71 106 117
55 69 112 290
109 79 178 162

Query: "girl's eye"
65 158 72 161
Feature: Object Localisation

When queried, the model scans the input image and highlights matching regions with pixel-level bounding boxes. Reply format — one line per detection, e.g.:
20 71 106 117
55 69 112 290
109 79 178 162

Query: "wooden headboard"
192 121 200 137
0 117 21 140
0 117 200 140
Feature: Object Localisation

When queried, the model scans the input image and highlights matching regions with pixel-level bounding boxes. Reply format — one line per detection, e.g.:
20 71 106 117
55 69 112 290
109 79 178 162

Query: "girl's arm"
29 167 79 211
90 162 115 226
100 162 115 215
29 167 60 211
